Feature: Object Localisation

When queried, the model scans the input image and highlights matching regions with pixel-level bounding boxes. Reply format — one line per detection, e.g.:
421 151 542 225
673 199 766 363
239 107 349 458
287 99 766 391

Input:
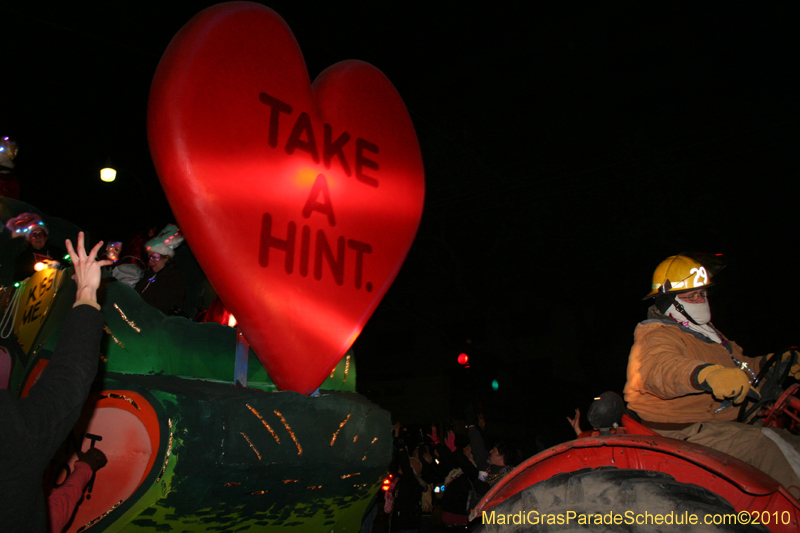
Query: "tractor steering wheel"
738 350 794 423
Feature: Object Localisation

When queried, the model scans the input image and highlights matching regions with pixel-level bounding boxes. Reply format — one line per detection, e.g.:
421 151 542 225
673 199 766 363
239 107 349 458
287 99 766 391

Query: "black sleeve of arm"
455 453 491 496
468 426 488 470
455 449 483 486
421 461 438 484
19 305 105 459
434 442 452 463
397 448 411 472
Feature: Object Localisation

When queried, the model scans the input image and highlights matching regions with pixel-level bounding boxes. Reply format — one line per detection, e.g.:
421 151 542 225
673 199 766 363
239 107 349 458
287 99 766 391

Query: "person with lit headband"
624 253 800 495
134 224 186 315
12 216 66 282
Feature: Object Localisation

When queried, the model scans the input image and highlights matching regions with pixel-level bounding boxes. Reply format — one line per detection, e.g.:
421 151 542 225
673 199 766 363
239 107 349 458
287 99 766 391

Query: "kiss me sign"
148 2 425 394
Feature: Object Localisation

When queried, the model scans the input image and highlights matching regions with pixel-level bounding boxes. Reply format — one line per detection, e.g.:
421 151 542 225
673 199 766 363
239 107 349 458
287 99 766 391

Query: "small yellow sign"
14 268 63 354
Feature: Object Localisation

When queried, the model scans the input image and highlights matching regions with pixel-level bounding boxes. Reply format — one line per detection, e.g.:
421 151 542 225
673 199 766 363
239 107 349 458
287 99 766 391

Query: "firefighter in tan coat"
624 254 800 496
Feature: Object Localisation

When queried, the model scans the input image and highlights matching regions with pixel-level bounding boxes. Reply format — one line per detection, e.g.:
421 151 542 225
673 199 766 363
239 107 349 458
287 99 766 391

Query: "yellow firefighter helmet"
644 254 712 299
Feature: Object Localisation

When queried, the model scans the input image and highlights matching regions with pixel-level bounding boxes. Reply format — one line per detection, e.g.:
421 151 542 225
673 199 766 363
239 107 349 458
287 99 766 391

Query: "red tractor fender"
474 417 800 532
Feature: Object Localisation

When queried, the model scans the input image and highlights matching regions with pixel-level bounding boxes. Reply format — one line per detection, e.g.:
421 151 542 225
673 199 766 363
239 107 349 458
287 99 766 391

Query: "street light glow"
100 167 117 182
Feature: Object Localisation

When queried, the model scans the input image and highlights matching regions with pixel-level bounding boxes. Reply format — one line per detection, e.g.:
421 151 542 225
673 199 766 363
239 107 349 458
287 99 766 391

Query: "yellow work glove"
779 349 800 380
696 364 757 404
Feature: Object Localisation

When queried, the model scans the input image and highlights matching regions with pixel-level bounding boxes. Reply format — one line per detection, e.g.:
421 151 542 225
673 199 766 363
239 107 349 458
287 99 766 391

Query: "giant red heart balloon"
147 2 424 394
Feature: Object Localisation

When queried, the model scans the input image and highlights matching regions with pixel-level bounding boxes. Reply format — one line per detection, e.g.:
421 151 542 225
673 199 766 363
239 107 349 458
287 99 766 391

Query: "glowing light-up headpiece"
145 224 184 258
4 212 48 238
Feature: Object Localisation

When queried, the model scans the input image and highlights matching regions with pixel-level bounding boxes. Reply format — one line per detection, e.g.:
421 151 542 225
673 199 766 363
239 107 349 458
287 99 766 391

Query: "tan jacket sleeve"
628 324 706 399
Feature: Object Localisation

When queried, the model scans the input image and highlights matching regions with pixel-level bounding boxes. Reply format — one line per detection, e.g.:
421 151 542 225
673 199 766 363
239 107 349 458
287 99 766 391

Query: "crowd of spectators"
377 407 524 532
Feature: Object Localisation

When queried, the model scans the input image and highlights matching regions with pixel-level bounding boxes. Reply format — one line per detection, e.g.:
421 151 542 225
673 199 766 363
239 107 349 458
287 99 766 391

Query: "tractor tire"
475 467 769 532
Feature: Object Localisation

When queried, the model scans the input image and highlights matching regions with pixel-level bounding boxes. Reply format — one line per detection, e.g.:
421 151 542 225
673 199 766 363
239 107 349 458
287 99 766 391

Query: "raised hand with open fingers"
65 232 113 304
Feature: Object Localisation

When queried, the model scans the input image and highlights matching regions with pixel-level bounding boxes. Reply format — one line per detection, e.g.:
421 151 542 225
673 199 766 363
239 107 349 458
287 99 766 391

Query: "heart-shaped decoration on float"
148 2 424 394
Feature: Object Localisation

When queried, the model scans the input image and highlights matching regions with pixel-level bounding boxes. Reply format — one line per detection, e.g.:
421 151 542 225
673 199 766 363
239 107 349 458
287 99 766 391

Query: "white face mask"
675 299 711 325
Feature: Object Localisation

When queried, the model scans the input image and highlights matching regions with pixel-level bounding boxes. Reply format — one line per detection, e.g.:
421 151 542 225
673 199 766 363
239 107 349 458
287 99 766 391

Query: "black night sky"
3 3 799 450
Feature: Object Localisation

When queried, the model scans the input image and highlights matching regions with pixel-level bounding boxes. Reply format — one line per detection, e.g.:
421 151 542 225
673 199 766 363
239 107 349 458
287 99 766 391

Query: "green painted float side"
101 279 356 392
94 376 388 532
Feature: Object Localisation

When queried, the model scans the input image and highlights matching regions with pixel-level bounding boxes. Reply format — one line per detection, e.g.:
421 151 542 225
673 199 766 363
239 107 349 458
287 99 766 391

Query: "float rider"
624 253 800 496
11 215 67 282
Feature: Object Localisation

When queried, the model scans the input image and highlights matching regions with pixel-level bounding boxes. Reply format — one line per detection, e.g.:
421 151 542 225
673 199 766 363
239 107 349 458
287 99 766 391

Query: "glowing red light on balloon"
458 353 469 365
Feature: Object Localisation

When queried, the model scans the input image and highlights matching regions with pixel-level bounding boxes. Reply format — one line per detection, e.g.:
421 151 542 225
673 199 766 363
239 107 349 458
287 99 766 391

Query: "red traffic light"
457 353 469 365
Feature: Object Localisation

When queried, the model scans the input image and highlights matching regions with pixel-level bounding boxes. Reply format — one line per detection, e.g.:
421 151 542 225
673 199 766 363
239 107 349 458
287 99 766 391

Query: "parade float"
0 2 424 531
